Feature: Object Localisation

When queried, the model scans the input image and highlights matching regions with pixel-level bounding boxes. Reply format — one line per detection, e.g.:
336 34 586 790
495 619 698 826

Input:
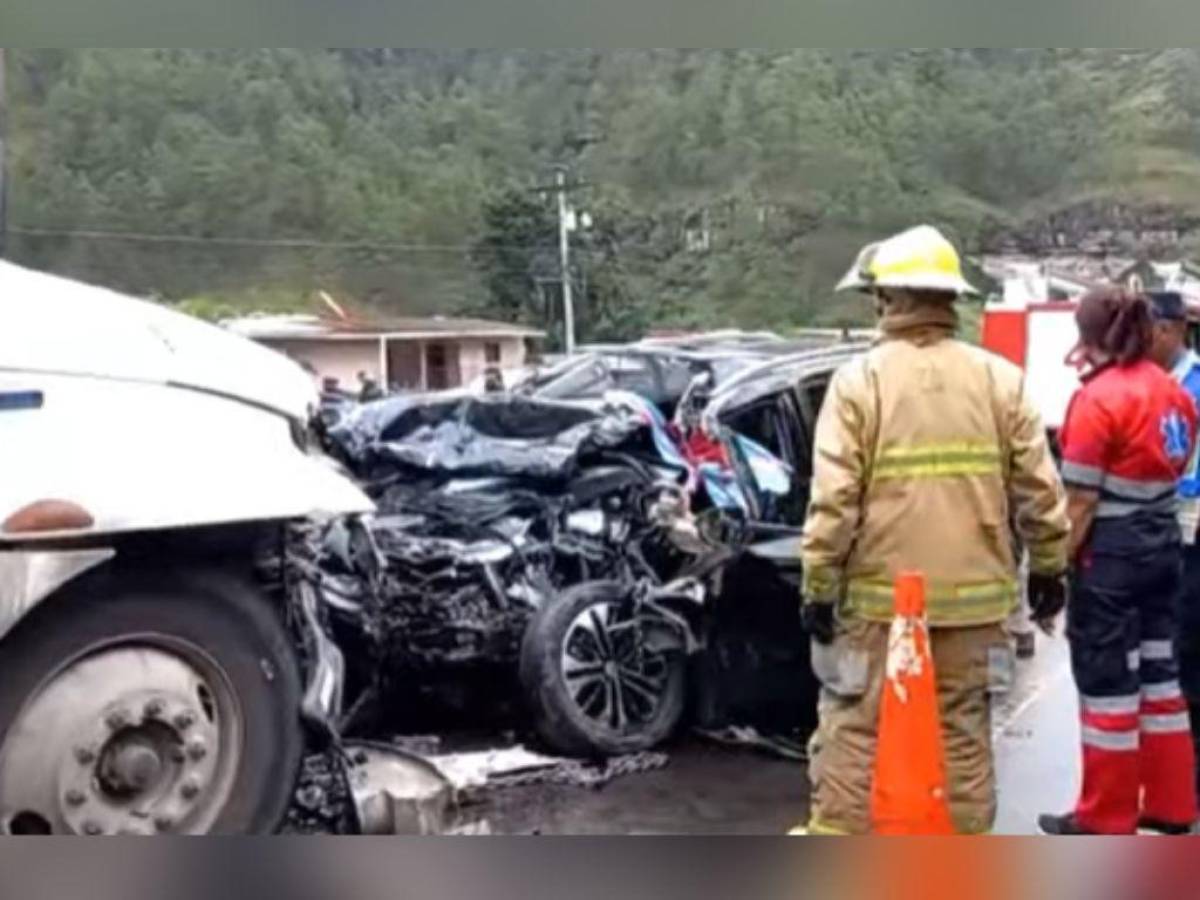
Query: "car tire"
0 566 303 835
519 580 686 757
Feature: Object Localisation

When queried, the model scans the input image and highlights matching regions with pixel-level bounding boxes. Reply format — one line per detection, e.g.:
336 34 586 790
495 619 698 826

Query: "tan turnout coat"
800 305 1069 626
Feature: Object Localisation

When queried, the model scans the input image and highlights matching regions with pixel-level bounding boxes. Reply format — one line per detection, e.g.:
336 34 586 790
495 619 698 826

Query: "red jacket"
1060 360 1198 524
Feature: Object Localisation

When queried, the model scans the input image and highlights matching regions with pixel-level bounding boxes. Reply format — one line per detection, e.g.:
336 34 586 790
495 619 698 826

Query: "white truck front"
0 262 372 835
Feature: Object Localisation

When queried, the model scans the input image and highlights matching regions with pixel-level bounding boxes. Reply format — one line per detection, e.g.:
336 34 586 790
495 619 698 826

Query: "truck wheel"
0 568 302 835
519 581 686 757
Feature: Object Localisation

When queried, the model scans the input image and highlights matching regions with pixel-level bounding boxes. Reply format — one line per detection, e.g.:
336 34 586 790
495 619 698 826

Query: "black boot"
1137 817 1193 835
1038 813 1097 835
1191 700 1200 807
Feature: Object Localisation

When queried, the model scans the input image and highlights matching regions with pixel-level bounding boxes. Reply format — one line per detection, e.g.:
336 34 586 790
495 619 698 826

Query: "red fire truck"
981 273 1200 433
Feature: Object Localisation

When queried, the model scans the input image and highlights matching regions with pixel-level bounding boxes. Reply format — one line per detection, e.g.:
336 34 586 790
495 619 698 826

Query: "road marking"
992 643 1080 835
993 656 1073 740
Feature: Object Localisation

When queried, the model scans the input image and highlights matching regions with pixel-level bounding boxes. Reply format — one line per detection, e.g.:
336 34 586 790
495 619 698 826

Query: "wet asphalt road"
466 740 810 835
461 631 1078 835
992 630 1081 834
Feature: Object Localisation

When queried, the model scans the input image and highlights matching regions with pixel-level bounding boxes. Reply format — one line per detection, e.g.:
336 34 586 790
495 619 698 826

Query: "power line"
5 224 718 261
4 225 552 254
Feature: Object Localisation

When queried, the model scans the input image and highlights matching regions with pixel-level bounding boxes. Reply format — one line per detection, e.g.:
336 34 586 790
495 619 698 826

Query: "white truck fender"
0 372 372 542
0 548 115 642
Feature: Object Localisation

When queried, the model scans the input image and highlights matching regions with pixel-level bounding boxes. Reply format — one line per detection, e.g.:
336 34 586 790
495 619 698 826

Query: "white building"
223 313 544 393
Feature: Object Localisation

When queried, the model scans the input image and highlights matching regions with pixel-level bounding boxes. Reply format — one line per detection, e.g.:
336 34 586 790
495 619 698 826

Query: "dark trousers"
1068 543 1198 833
1180 544 1200 804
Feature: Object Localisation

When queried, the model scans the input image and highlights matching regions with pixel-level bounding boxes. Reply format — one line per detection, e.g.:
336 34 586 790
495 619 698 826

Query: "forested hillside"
8 49 1200 341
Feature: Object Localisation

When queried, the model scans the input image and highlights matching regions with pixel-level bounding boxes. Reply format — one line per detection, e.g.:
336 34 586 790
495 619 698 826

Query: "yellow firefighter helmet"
835 225 978 296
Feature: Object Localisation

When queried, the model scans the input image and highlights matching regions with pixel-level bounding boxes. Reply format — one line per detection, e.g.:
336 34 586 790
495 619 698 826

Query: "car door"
697 370 836 734
790 370 834 516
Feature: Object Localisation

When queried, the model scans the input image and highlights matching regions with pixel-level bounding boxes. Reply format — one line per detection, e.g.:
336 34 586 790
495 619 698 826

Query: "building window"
426 342 460 390
485 342 502 365
427 343 447 389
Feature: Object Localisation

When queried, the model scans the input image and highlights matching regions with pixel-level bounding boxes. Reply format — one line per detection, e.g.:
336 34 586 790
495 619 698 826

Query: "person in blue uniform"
1149 290 1200 820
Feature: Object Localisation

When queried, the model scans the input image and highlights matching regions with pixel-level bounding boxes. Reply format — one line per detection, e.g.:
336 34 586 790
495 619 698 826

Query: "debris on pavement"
341 742 455 835
694 726 809 762
282 741 671 834
424 745 569 792
284 742 455 835
282 751 356 834
427 745 670 798
390 735 443 756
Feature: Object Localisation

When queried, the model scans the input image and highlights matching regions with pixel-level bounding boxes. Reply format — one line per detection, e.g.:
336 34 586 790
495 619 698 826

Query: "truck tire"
0 567 303 835
519 581 686 757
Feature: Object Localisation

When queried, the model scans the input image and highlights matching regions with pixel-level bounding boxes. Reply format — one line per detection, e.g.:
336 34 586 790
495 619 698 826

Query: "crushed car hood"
0 261 316 420
331 393 650 481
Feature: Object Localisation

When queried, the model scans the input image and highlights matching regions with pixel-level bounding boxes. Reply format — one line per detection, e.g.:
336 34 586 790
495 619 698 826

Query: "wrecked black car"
514 332 861 414
315 342 868 758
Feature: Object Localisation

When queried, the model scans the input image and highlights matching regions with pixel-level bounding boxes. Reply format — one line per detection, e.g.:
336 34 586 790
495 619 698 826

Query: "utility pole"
0 48 8 260
535 134 600 352
554 166 576 355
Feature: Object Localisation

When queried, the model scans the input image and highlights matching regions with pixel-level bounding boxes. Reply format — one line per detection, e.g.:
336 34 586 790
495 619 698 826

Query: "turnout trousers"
806 618 1012 835
1069 542 1198 833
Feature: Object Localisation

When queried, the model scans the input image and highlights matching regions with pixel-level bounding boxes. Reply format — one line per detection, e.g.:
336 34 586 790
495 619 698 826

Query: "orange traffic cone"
870 572 957 835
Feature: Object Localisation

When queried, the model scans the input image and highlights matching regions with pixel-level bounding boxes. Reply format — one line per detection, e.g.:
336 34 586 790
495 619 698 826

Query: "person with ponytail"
1041 288 1200 835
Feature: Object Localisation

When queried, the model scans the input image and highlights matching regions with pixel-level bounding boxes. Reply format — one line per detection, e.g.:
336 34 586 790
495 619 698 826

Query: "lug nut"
173 711 196 732
187 740 207 762
82 821 103 836
180 779 200 801
105 710 129 731
143 699 165 719
75 746 96 765
169 746 187 764
65 789 87 808
153 815 173 833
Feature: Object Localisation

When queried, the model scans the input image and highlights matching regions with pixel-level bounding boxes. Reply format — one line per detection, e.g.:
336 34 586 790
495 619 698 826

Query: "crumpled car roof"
329 393 649 481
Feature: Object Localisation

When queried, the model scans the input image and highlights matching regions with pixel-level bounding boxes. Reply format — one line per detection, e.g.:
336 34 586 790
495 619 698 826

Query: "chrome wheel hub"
0 643 242 835
561 601 670 732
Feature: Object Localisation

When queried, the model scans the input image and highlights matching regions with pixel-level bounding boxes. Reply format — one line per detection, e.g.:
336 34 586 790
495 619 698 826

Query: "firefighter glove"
1027 572 1067 636
801 601 836 646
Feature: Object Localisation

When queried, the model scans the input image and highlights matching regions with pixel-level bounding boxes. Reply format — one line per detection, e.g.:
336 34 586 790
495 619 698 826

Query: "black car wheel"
519 581 686 757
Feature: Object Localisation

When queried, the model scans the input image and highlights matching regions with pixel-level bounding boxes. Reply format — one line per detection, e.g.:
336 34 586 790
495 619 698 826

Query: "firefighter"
1039 288 1199 835
1151 290 1200 819
800 225 1070 835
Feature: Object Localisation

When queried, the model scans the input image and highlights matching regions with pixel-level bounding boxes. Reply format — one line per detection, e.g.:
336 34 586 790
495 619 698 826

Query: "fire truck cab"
981 270 1200 433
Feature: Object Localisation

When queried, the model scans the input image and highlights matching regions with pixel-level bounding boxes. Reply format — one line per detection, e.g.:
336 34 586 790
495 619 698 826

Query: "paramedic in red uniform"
1040 288 1199 835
